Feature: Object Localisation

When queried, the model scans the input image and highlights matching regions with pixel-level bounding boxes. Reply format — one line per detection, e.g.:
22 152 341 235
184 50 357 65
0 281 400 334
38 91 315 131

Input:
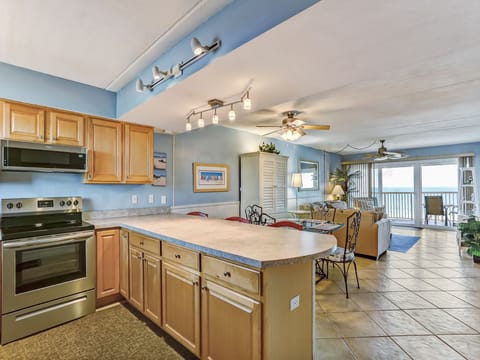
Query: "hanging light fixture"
212 108 219 124
136 79 145 92
152 66 168 80
243 91 251 110
228 104 236 121
185 117 192 131
198 112 205 128
191 37 207 56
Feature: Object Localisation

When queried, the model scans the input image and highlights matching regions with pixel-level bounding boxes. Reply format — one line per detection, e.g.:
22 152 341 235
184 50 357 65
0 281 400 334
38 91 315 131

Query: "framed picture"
193 163 229 192
153 152 167 186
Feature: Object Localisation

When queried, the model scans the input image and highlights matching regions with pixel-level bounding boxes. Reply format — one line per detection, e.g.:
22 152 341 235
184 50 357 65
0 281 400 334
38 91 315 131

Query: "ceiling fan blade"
262 129 281 136
302 125 330 130
255 125 282 128
292 119 304 126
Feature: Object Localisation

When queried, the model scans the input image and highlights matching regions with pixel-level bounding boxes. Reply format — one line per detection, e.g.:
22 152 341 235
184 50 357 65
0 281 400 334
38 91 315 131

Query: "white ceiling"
2 0 480 155
0 0 230 91
123 0 480 154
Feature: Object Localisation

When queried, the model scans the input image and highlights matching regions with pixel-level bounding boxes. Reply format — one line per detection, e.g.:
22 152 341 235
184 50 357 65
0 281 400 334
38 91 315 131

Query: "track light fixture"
136 37 221 93
184 88 252 131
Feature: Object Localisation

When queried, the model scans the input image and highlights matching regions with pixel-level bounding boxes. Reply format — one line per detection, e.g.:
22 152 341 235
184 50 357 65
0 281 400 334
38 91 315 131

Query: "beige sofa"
305 203 391 259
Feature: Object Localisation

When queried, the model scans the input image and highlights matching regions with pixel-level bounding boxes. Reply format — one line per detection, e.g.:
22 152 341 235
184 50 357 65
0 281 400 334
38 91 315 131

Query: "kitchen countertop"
89 214 337 269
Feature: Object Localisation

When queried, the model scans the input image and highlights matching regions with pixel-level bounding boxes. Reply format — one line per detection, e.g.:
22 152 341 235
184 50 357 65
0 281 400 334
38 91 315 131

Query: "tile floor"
315 226 480 359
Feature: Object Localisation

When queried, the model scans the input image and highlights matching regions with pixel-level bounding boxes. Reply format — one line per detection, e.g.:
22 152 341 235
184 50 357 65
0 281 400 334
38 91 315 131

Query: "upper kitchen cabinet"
85 118 153 184
86 118 123 183
46 111 85 146
124 123 153 184
0 101 45 143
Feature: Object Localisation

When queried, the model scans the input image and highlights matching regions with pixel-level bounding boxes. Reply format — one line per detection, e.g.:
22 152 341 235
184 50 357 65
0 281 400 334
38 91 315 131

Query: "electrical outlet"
161 195 167 204
148 194 154 204
131 195 138 204
290 295 300 311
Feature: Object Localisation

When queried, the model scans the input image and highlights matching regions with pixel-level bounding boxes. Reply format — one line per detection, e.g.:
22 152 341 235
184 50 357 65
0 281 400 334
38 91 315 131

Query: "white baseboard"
171 201 240 219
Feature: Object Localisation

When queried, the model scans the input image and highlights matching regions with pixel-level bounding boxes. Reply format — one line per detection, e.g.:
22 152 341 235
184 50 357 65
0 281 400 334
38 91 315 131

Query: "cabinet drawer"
202 256 260 295
163 242 200 271
130 232 160 256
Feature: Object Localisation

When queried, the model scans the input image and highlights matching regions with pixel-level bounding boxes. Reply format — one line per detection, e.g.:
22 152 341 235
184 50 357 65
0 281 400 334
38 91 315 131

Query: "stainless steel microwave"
0 140 87 173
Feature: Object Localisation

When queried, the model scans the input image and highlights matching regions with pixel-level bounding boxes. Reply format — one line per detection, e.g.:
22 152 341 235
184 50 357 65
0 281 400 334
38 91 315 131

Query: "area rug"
389 234 421 253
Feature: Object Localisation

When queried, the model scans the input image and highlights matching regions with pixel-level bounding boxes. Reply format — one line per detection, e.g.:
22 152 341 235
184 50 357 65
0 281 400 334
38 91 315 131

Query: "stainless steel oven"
1 197 96 344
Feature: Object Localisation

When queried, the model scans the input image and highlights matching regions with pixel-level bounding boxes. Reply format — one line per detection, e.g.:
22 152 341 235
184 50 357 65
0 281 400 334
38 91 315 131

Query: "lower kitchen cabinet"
162 262 201 356
201 278 261 360
128 244 161 326
119 229 129 299
96 229 120 299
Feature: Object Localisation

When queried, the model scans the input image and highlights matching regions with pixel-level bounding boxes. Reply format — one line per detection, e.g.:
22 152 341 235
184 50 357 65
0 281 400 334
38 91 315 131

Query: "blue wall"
0 133 173 211
0 62 116 118
116 0 318 117
173 125 334 207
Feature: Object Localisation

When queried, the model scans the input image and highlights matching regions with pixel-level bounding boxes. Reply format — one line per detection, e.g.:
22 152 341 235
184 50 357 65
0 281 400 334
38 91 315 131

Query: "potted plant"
458 219 480 263
259 142 280 154
330 166 360 202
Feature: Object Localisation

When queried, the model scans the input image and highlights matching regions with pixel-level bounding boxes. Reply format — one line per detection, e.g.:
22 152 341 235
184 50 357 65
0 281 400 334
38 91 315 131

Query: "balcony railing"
377 191 458 226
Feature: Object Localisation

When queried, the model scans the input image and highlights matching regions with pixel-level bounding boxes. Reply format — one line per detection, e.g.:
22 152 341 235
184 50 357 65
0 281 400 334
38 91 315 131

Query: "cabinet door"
46 111 84 146
119 229 129 299
143 253 161 326
1 102 45 142
96 229 120 299
162 262 200 356
86 118 123 183
124 123 153 184
128 247 144 312
274 157 288 212
261 157 275 213
201 279 261 360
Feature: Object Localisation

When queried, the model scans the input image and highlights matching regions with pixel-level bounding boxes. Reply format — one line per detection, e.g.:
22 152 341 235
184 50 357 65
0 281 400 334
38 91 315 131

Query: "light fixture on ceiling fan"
256 111 330 141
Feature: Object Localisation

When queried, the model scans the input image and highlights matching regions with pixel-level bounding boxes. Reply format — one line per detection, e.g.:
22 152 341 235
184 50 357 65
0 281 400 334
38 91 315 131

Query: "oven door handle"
2 231 95 249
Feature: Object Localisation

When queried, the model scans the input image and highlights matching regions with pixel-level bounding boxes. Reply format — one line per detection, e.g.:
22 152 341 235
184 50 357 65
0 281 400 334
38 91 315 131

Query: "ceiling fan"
256 111 330 141
368 140 408 161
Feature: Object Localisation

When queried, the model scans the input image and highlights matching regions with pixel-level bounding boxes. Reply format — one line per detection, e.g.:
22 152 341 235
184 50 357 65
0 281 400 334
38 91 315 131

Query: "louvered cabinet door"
260 156 275 213
274 156 288 213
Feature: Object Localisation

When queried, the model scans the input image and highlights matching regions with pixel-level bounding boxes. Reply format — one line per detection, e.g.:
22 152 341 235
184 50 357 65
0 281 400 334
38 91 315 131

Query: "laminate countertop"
89 214 336 269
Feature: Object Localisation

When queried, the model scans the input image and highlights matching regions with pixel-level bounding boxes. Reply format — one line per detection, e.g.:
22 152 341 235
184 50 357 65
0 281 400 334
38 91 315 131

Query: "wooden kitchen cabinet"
46 111 85 146
96 229 120 299
162 243 201 356
128 232 161 326
119 229 129 299
124 123 153 183
86 118 123 183
0 101 45 142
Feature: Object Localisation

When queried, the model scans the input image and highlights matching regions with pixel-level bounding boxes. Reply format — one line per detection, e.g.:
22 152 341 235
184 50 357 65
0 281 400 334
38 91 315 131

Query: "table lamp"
291 173 303 210
331 184 345 201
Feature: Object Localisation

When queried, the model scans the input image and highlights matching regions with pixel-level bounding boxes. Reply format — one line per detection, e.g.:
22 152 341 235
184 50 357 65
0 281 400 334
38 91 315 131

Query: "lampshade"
331 185 345 197
291 173 303 188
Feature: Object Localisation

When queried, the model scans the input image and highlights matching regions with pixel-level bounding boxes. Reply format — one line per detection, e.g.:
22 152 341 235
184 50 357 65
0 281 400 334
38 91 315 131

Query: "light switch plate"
131 195 138 204
161 195 167 204
290 295 300 311
148 194 154 203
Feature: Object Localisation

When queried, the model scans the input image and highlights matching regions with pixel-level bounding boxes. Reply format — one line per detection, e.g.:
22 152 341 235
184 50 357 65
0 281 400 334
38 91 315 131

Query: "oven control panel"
1 197 83 214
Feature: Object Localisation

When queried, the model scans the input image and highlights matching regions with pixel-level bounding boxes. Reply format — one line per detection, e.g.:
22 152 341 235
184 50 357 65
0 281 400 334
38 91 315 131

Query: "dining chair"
225 216 250 223
268 221 303 230
244 204 276 225
320 211 361 298
319 203 336 223
424 195 445 224
186 211 208 218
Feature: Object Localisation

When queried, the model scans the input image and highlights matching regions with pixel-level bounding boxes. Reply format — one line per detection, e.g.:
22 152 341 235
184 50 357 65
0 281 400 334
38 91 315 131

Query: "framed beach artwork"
153 152 167 186
193 163 229 192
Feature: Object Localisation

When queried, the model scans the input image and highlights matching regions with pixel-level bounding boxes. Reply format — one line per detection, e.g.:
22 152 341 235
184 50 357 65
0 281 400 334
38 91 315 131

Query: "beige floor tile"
367 310 430 336
315 279 345 295
315 310 341 339
439 335 480 360
316 294 362 313
346 337 410 360
351 268 386 280
385 260 418 269
392 335 464 360
429 267 475 278
400 268 443 278
405 309 477 334
349 293 398 311
445 308 480 332
451 277 480 290
422 278 470 291
382 291 436 309
327 312 386 337
415 291 473 308
381 268 414 279
448 291 480 307
315 338 355 360
361 279 407 292
392 278 439 291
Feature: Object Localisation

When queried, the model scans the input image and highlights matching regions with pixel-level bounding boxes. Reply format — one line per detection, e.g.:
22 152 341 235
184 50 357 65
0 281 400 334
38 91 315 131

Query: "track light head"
191 37 206 56
152 66 168 80
136 79 145 93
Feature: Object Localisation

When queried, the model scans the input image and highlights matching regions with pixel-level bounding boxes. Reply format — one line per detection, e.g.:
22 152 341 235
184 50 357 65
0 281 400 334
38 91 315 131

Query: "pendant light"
198 113 205 128
212 108 219 124
228 104 236 121
243 91 251 110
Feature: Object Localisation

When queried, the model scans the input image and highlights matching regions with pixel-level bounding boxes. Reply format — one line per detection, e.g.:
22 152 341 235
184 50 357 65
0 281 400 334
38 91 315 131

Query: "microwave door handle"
2 231 94 249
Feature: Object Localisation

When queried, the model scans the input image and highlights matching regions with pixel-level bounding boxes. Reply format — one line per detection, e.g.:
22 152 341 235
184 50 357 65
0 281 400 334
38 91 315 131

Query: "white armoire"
240 152 288 218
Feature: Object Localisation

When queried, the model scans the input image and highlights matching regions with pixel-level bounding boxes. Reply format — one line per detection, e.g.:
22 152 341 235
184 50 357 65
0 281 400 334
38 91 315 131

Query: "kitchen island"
91 214 336 359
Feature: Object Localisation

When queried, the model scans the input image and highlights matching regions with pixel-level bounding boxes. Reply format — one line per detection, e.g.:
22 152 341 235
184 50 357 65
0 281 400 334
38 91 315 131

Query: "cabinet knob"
201 286 207 291
137 255 142 260
223 271 231 278
175 254 181 259
140 241 144 245
192 280 199 286
88 174 92 179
